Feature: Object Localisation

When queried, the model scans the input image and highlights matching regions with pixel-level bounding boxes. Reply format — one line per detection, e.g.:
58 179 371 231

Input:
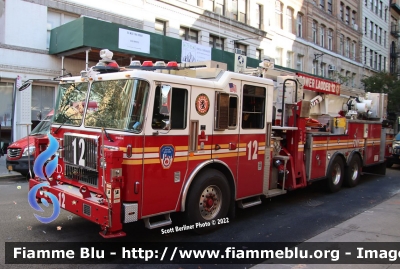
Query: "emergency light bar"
127 60 179 70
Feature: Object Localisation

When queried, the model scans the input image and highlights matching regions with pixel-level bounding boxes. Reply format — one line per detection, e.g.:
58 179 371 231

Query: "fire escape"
391 0 400 76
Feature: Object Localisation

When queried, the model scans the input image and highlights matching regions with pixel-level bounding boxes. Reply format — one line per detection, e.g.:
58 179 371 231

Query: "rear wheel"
327 156 344 193
186 169 230 234
345 155 361 187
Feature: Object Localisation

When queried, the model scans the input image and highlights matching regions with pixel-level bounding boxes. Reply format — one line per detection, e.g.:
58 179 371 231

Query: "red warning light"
142 61 153 67
166 61 178 68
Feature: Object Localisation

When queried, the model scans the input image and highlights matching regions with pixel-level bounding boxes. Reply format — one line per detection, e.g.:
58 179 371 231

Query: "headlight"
22 146 35 156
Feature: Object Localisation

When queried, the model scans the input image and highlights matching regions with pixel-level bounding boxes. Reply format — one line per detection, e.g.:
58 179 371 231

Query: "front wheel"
345 155 361 187
327 156 344 193
186 169 230 234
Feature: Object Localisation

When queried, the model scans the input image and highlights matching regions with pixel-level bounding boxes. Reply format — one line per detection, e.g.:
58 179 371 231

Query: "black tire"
327 156 344 193
386 160 394 168
345 154 361 187
186 169 230 234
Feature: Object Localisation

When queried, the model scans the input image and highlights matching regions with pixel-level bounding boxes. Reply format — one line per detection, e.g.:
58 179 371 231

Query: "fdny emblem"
195 94 210 116
160 145 175 169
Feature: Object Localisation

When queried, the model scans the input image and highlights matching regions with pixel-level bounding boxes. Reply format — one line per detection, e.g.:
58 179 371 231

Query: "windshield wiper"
103 128 114 142
54 121 66 134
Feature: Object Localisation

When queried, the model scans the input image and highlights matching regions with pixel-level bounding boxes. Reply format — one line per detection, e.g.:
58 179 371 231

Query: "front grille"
65 164 99 187
64 134 98 171
7 148 21 158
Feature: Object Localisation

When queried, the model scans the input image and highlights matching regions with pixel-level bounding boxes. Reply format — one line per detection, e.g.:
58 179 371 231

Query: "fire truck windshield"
84 79 149 132
53 82 89 126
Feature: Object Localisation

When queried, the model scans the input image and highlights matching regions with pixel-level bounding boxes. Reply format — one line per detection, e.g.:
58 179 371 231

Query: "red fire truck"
29 50 390 238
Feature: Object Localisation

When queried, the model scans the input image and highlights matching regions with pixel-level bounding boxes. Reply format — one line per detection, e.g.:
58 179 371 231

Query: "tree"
361 72 400 115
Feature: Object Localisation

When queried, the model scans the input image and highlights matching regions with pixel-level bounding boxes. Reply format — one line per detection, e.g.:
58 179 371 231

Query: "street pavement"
2 153 400 268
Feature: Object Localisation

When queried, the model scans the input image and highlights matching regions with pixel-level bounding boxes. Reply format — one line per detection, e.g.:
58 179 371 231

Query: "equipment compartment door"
236 83 267 199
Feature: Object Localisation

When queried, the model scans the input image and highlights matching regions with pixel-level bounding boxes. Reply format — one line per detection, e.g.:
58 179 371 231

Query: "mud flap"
363 162 386 175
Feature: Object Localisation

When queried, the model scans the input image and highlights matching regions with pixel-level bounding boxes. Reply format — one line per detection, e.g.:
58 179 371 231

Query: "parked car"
386 131 400 168
6 110 53 177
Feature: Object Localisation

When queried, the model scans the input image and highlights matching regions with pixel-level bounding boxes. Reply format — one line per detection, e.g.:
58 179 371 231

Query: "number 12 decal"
71 138 86 166
247 140 258 160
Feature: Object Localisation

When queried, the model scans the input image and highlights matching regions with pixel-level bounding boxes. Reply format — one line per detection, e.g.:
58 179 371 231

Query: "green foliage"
361 72 400 114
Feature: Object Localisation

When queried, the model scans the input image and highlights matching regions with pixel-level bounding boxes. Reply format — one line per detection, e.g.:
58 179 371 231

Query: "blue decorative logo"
28 134 60 224
160 145 174 169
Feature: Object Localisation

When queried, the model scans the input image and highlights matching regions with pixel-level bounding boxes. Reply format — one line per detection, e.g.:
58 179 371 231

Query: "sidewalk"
0 155 24 179
252 191 400 268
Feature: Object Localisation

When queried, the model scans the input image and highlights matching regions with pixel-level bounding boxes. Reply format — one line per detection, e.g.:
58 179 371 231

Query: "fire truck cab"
29 50 389 238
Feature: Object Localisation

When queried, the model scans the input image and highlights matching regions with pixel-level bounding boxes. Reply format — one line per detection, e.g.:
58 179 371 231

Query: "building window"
378 27 382 44
345 71 351 86
345 7 350 24
365 0 368 6
286 7 293 33
379 1 382 18
352 73 356 87
370 0 373 11
384 30 387 47
320 0 325 9
275 1 283 29
339 34 344 55
235 43 247 56
374 24 377 41
370 21 373 39
155 19 166 35
180 27 198 43
214 0 225 15
374 0 378 14
256 49 262 60
374 52 378 69
320 62 326 77
385 8 387 22
0 82 14 129
312 20 318 44
255 4 262 29
47 10 79 49
340 2 344 21
327 0 332 14
352 11 356 26
209 35 224 50
297 54 303 71
352 42 356 61
275 47 282 65
370 49 373 66
297 13 303 37
364 46 367 64
286 51 293 68
345 38 350 58
312 61 317 75
328 29 333 50
320 25 325 48
384 57 386 71
379 54 382 70
364 18 368 35
232 0 247 23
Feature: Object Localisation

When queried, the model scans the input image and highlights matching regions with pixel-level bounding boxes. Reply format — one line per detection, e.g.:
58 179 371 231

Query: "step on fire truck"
29 49 390 238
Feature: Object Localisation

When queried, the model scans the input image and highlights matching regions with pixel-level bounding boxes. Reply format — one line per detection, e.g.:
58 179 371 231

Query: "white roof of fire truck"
61 49 275 89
